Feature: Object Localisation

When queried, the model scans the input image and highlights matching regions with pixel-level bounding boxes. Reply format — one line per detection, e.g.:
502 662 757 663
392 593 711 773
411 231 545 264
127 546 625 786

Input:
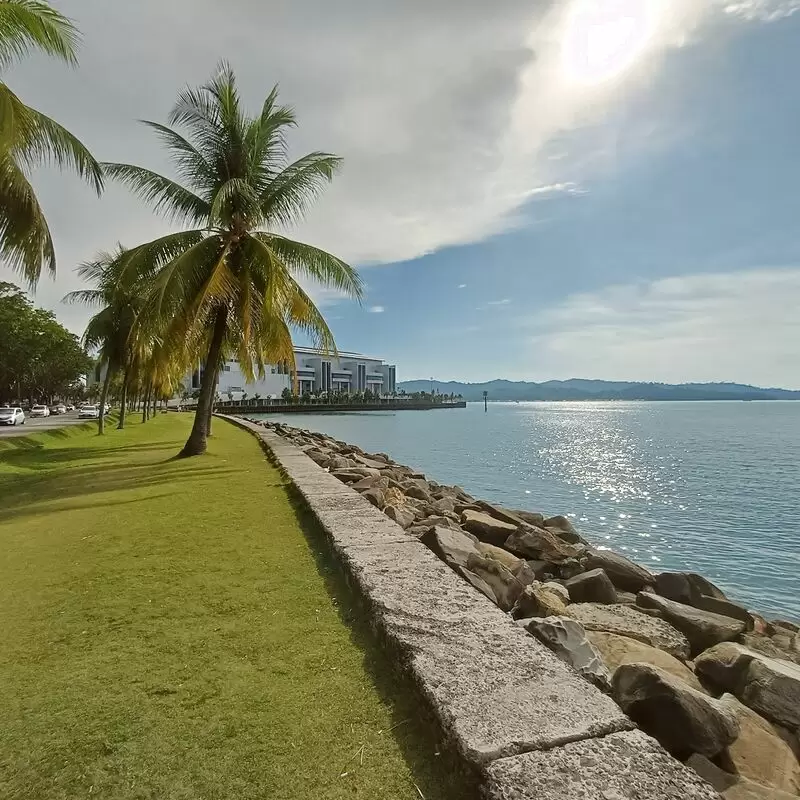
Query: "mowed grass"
0 414 465 800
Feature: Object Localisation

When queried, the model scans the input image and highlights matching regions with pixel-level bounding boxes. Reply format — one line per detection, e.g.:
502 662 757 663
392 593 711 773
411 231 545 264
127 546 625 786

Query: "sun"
562 0 663 85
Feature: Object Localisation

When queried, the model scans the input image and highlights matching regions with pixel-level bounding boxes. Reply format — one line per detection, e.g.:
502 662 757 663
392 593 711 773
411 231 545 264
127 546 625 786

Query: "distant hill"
396 378 800 402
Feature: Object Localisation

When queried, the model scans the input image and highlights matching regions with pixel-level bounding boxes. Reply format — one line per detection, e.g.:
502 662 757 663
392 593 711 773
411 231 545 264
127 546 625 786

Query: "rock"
718 693 800 795
474 500 529 528
739 632 800 666
773 620 799 634
543 515 586 545
655 571 728 605
511 560 538 588
460 509 518 546
431 496 455 515
384 504 415 530
612 663 739 758
453 564 498 606
361 487 386 509
512 509 545 527
384 487 406 508
331 468 371 483
511 583 570 620
637 592 747 655
504 526 581 563
556 558 585 580
475 541 525 572
569 603 691 660
522 616 611 690
465 553 525 612
585 548 654 592
407 524 433 538
525 560 551 580
686 754 738 793
695 642 800 731
565 568 617 604
694 594 755 631
351 475 389 491
615 590 639 605
541 581 570 603
305 448 331 467
401 480 432 502
724 780 800 799
422 515 461 531
329 454 355 470
587 630 704 690
421 526 479 570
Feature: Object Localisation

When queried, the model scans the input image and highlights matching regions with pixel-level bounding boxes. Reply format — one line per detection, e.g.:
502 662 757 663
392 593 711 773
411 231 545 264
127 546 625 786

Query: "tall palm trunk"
180 307 227 457
117 369 129 429
98 368 112 435
142 385 150 423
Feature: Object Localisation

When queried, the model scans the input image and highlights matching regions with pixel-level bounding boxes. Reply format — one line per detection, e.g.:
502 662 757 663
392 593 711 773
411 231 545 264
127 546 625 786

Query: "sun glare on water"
562 0 664 85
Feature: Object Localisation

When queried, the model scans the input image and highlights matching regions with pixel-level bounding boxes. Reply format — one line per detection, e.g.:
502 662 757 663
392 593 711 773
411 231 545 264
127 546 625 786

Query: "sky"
3 0 800 387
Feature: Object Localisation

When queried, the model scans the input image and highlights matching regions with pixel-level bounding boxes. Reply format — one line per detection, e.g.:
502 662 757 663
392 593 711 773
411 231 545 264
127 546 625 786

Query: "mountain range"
396 378 800 402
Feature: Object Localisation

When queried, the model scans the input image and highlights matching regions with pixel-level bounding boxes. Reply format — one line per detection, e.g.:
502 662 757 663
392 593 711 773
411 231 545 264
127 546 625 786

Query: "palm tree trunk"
152 393 158 418
142 385 150 423
180 307 227 457
98 368 112 435
117 369 129 429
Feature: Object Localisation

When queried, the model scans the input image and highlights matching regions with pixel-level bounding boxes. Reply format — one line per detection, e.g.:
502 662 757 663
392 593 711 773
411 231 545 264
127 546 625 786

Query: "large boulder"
637 592 747 655
464 553 525 612
421 526 479 570
695 643 800 731
543 515 586 545
587 630 704 690
384 504 415 530
521 616 611 690
512 509 545 527
453 565 498 606
564 568 617 604
655 571 727 605
361 487 386 509
430 496 456 515
694 594 755 630
504 526 581 563
511 583 570 619
460 509 518 546
569 603 691 660
474 500 529 528
613 663 739 758
401 480 432 503
585 548 654 592
718 693 800 795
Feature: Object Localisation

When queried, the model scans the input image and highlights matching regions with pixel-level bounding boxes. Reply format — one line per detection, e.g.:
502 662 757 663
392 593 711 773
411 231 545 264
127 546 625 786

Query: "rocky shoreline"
250 418 800 799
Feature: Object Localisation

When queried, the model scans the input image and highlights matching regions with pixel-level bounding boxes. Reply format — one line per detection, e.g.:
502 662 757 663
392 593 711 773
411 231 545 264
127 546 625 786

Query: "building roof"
293 346 388 363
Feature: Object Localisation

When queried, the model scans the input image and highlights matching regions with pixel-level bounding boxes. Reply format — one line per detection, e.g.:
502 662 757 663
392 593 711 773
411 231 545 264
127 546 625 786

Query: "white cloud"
525 268 800 388
2 0 797 335
488 298 512 306
458 284 467 289
367 305 385 314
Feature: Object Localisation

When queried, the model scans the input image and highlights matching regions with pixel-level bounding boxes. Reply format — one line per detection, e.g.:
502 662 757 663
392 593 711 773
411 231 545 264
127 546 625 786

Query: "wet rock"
655 571 728 606
587 630 704 690
511 583 570 620
361 487 386 509
512 509 545 528
565 568 617 604
504 526 581 563
421 526 479 570
613 663 739 758
569 603 691 660
637 592 747 655
543 515 586 545
522 616 611 690
460 509 518 546
695 642 800 731
384 504 415 530
718 693 800 795
585 548 654 592
465 553 525 612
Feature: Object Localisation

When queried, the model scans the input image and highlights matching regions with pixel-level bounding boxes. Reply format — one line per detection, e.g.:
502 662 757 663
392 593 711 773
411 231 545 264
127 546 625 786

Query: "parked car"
30 405 50 417
78 405 100 419
49 404 67 415
0 407 25 426
65 405 75 412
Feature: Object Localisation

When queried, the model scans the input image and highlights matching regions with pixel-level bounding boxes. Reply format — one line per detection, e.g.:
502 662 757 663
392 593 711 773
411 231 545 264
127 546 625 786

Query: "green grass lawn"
0 414 465 800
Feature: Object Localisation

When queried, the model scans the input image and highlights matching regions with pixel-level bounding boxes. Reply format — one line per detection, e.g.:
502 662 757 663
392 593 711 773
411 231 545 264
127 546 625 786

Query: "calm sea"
254 401 800 621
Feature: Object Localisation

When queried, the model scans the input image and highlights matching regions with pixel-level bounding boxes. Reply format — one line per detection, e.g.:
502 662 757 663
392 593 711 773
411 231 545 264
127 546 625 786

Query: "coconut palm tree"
105 63 362 457
65 246 142 433
1 0 103 285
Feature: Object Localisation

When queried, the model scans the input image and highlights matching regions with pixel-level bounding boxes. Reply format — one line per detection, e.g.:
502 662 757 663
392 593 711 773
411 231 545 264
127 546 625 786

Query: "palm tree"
105 63 362 457
1 0 103 285
65 246 141 434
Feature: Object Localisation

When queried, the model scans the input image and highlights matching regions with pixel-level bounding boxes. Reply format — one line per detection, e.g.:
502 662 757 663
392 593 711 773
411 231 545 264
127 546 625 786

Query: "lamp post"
483 390 488 412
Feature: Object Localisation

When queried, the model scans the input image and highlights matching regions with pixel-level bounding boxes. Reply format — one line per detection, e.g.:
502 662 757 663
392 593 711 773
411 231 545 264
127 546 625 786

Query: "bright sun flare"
562 0 663 85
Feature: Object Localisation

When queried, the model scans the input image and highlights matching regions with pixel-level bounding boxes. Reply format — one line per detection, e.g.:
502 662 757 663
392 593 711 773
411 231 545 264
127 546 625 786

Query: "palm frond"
0 0 79 69
63 288 104 306
260 151 341 227
255 232 362 300
102 162 208 224
209 177 260 226
0 153 54 283
139 120 215 192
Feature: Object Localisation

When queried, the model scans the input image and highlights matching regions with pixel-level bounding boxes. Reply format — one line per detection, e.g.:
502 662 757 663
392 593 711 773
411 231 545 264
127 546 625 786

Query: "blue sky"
4 0 800 386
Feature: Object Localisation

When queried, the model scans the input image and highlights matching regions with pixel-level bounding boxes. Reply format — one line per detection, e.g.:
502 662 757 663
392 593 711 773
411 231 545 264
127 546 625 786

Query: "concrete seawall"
206 401 466 415
219 413 720 799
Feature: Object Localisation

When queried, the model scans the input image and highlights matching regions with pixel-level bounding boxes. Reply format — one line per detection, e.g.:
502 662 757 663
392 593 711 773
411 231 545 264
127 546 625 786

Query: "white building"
186 346 397 399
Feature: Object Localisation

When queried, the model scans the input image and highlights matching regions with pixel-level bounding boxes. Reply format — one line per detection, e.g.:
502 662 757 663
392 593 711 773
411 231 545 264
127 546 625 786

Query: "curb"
218 414 721 799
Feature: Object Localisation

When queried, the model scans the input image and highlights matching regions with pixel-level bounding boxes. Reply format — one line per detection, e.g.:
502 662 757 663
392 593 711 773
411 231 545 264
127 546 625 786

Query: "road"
0 411 93 438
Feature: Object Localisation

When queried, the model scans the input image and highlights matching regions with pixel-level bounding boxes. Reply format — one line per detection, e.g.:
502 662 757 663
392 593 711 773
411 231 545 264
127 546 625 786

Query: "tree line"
1 1 361 452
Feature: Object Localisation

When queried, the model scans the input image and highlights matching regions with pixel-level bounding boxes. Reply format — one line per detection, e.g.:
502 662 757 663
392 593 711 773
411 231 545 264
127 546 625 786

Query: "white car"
30 405 50 417
78 405 100 419
0 407 25 426
50 404 67 415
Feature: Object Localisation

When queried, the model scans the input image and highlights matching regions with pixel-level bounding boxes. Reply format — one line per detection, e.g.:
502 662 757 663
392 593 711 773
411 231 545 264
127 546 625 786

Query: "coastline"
245 416 800 799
